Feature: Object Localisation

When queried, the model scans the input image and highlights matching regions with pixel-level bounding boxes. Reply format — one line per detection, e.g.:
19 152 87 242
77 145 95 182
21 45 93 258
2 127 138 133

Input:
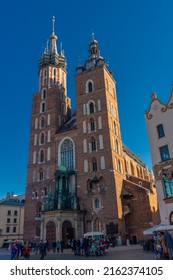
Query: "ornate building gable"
145 92 167 120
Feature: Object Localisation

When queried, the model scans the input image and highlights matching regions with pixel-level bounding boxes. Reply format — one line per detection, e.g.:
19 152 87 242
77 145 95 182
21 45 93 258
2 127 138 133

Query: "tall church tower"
24 18 71 240
75 35 125 235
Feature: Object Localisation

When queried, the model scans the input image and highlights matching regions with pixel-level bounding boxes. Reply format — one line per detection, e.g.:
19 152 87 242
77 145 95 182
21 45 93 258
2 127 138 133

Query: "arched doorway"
62 220 74 247
46 221 56 245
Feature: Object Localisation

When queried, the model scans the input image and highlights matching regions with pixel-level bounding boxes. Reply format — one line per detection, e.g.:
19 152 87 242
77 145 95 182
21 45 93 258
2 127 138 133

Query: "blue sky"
1 0 173 198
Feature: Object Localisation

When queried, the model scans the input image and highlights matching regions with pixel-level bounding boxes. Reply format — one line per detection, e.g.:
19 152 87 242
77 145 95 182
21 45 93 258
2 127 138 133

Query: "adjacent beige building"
0 193 25 247
145 91 173 227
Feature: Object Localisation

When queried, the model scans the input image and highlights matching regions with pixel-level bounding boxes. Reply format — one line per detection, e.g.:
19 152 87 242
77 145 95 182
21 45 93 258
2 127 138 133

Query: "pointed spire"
50 16 58 54
52 16 55 34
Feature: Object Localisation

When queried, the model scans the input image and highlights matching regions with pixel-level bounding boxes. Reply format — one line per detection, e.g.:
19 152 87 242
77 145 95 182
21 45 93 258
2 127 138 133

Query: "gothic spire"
49 16 58 54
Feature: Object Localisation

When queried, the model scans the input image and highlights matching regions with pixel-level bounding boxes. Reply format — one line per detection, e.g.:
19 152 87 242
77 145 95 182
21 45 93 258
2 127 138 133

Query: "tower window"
40 102 46 113
40 116 45 128
90 118 95 132
92 158 97 171
159 145 170 161
40 132 45 145
89 102 94 114
88 82 93 92
59 138 75 170
42 88 46 99
91 137 96 151
157 124 165 138
95 198 100 209
40 149 45 162
86 80 94 93
39 168 43 181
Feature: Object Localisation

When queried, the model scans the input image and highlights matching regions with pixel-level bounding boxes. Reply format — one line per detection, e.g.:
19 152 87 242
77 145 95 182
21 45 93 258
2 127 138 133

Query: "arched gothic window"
95 198 100 209
59 138 75 170
39 168 43 180
40 116 45 128
40 102 46 113
40 149 44 162
92 158 97 172
88 82 93 92
40 132 45 145
90 137 96 151
86 80 94 93
32 188 38 199
90 118 95 132
89 102 94 114
42 88 46 99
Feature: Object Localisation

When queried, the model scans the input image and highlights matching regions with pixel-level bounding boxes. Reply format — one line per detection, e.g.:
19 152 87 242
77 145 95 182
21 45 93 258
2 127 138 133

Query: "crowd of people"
10 239 64 260
9 236 110 260
143 230 173 260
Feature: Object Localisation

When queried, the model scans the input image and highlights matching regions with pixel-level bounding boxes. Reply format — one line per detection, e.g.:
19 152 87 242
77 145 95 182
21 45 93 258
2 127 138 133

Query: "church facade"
24 19 159 245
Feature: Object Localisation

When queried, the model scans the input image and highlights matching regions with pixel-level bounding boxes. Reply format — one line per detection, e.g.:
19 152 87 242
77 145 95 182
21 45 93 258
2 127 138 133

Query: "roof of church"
122 144 146 167
56 113 77 133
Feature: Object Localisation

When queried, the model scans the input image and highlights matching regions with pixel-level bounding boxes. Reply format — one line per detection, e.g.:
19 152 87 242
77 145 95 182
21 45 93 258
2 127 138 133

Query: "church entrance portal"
62 220 74 247
46 221 56 244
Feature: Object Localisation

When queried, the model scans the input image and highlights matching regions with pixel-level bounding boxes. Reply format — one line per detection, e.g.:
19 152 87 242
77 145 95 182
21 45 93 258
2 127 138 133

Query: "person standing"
10 242 17 260
56 240 61 253
164 230 173 259
60 240 64 253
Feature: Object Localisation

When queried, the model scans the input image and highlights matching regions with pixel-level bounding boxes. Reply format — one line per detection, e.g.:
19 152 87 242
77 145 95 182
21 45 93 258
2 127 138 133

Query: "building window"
32 188 38 199
91 137 96 151
88 82 93 92
7 210 11 216
14 210 18 216
59 138 75 170
7 218 10 223
90 118 95 132
40 116 45 128
14 218 17 223
157 124 165 138
42 88 46 99
6 227 10 233
86 80 94 93
95 198 100 209
163 175 173 198
13 227 16 233
40 149 45 162
92 158 97 172
89 102 94 114
159 145 170 161
40 132 45 145
40 102 46 113
39 168 43 180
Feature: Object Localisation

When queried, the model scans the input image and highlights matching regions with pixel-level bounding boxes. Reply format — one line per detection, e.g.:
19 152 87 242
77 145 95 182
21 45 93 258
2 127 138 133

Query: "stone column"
40 220 44 240
56 218 61 241
74 219 78 239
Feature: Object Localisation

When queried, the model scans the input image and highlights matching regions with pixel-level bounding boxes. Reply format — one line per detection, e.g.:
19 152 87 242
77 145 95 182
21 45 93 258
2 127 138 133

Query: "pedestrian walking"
164 230 173 259
60 240 64 253
56 240 61 253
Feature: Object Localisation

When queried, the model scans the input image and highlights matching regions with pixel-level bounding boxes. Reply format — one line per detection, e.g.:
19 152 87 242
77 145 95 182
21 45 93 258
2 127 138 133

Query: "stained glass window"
60 139 74 170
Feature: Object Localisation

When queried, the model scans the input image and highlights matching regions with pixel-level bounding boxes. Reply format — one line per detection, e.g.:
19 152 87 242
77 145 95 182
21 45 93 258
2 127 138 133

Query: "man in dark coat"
164 230 173 259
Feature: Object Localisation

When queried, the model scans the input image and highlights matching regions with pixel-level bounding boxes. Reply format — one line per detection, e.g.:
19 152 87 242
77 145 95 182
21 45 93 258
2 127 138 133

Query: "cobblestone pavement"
0 245 155 260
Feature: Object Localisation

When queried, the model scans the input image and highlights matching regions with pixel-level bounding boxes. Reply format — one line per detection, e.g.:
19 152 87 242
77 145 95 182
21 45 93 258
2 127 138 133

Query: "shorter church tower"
75 34 125 236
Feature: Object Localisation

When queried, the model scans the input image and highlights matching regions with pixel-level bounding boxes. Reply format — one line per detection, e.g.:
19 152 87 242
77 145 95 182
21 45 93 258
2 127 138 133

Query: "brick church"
24 18 160 245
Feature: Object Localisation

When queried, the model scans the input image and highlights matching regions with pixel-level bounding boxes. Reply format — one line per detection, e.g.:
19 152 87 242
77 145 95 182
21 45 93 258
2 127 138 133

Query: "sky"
1 0 173 198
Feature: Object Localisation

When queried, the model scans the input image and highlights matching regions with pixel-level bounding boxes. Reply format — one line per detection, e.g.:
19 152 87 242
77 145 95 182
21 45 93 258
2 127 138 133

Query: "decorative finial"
151 92 157 100
52 16 55 33
92 32 95 40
